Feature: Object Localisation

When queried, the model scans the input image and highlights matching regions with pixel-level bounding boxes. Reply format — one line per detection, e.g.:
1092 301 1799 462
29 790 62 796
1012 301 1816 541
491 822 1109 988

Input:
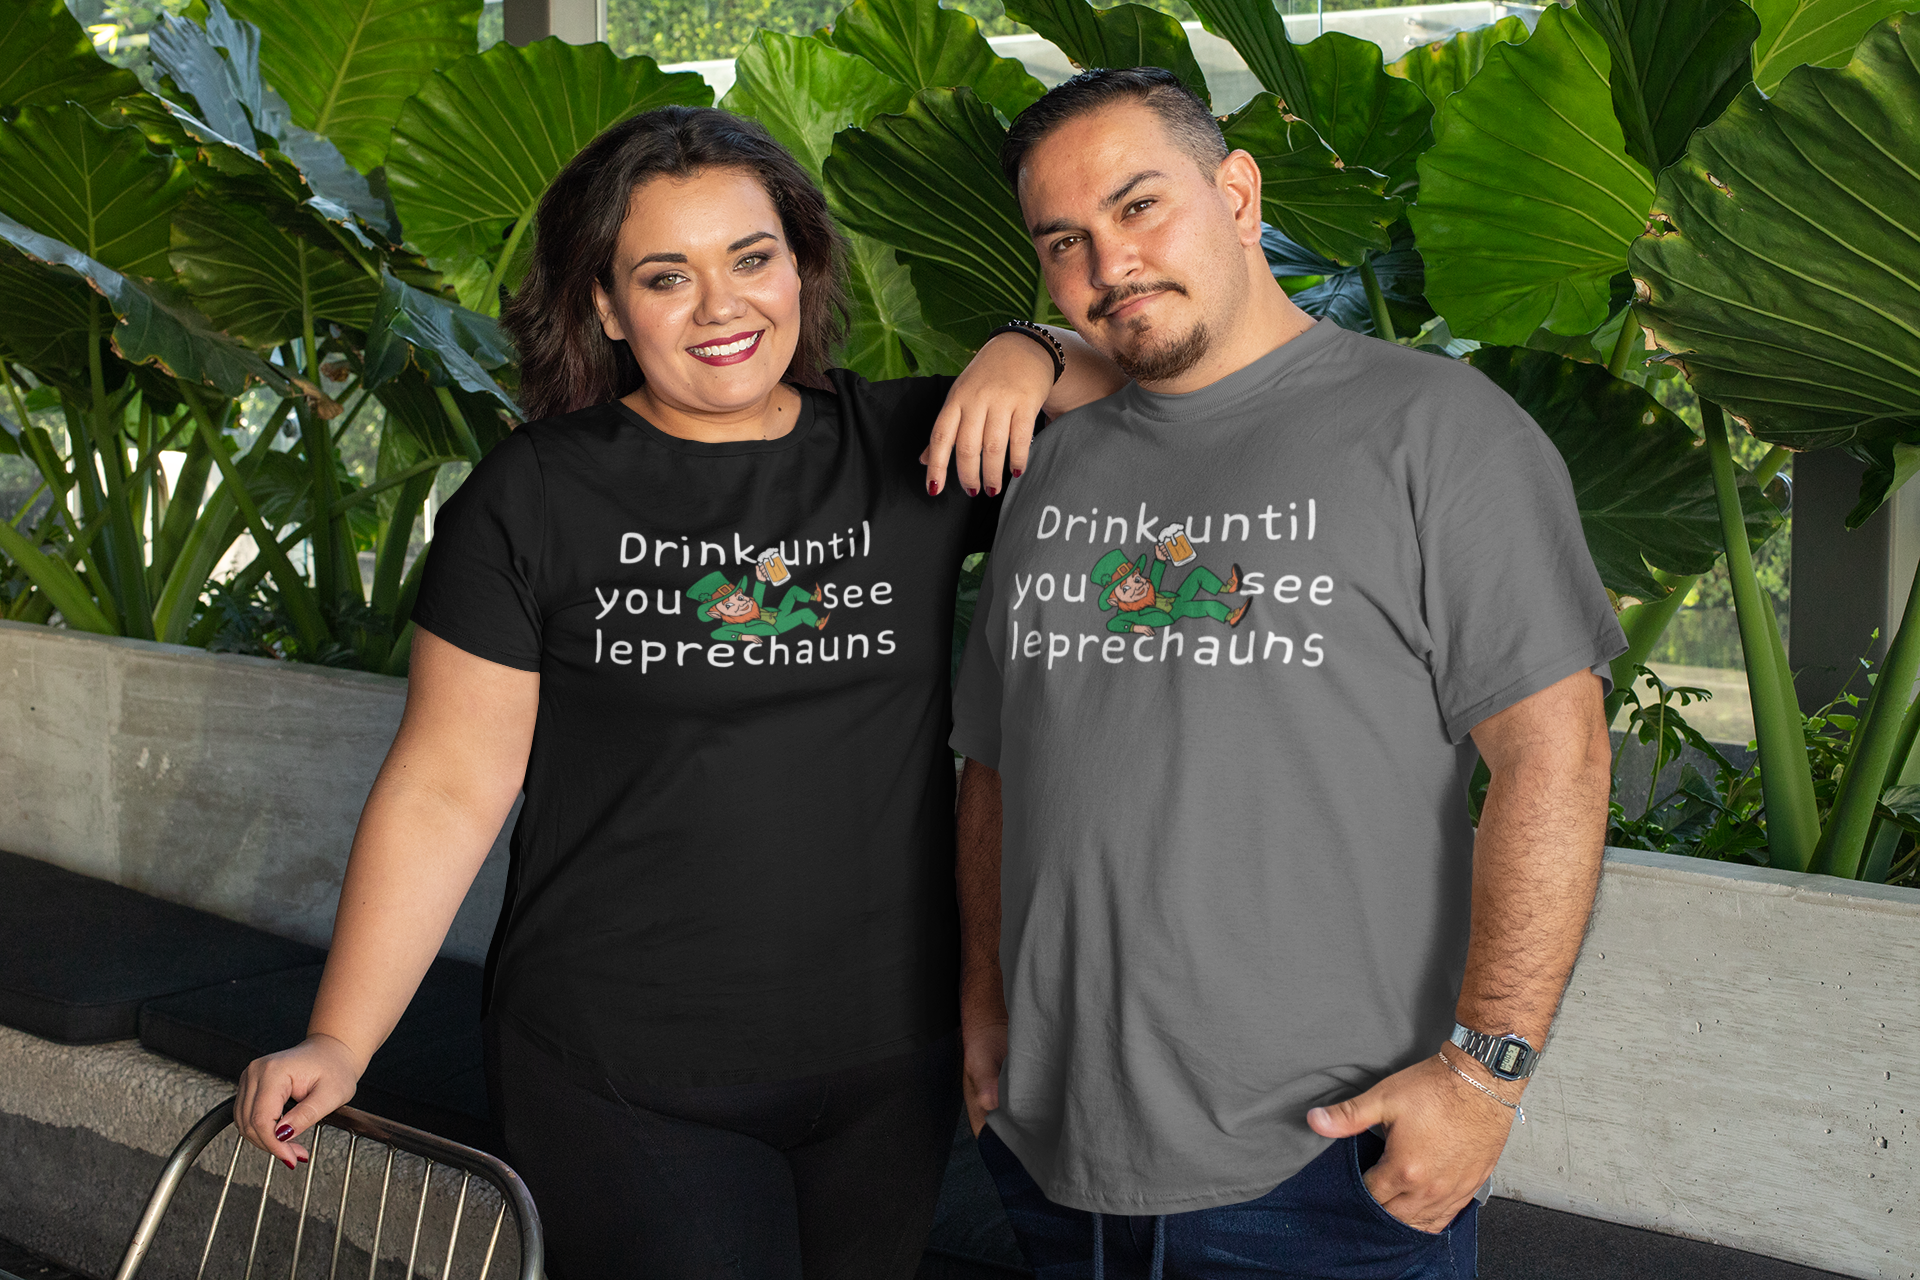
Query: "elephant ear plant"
0 0 707 672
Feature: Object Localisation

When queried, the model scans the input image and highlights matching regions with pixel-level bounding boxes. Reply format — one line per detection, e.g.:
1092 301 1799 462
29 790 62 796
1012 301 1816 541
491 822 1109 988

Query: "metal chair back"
114 1099 543 1280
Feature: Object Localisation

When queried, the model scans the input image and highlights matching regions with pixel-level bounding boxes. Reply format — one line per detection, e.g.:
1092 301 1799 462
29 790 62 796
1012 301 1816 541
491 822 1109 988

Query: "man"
948 68 1623 1278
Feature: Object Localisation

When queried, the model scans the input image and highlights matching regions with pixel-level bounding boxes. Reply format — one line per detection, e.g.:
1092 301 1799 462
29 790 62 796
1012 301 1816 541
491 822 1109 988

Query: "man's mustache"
1086 280 1188 323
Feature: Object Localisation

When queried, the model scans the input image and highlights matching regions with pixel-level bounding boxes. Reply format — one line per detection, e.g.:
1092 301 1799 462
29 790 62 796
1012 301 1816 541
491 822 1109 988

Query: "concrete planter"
1495 848 1918 1279
0 621 508 962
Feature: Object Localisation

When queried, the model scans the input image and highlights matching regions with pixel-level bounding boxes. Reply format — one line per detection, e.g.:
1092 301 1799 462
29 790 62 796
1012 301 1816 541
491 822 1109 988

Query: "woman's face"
593 167 803 415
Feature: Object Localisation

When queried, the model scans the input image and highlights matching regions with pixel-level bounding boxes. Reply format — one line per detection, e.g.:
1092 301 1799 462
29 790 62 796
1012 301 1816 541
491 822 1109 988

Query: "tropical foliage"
3 0 1918 885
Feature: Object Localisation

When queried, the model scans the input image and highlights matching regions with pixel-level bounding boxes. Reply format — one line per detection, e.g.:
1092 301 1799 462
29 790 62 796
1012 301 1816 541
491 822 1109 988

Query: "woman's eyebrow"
633 231 775 269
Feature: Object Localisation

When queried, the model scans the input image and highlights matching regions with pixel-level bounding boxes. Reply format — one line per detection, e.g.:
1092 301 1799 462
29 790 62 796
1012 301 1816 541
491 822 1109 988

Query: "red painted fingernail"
928 480 938 496
297 1154 309 1164
965 486 978 497
1011 468 1023 478
987 486 999 497
283 1158 296 1170
275 1124 294 1141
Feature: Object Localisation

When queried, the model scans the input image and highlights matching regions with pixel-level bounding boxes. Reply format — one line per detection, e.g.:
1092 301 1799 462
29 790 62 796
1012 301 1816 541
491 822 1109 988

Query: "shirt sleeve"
1420 380 1628 743
949 547 1007 768
409 428 547 672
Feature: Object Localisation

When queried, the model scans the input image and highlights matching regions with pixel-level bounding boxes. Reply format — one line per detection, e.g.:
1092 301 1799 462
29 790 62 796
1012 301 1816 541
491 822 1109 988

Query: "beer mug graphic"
757 546 791 586
1157 523 1197 566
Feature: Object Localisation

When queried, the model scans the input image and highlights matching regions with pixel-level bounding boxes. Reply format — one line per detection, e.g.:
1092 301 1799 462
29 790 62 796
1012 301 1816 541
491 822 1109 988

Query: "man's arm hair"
1460 668 1615 1045
957 758 1006 1030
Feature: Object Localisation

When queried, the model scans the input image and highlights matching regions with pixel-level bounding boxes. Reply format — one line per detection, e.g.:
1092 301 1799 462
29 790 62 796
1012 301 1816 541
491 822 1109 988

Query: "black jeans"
486 1016 960 1280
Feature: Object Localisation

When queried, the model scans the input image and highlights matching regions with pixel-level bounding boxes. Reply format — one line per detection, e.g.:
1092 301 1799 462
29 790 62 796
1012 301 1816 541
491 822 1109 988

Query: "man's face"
1015 101 1254 385
1112 569 1152 605
713 590 755 620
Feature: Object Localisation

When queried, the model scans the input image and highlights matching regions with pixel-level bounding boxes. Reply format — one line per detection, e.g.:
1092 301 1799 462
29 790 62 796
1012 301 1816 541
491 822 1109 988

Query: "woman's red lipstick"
687 329 763 366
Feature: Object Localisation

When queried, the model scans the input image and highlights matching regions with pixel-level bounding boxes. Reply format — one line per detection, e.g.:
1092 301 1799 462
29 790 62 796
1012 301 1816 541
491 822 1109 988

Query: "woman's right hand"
233 1033 365 1168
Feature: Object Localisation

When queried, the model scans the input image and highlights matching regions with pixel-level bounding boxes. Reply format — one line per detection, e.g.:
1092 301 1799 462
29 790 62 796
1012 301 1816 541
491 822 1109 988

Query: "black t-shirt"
411 371 995 1086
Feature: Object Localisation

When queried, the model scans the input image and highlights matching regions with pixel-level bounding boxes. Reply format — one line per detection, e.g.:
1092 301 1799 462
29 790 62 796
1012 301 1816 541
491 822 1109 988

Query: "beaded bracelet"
988 319 1066 383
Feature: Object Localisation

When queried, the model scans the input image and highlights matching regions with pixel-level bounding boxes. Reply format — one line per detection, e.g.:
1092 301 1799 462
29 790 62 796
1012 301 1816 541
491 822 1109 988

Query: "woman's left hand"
922 331 1054 498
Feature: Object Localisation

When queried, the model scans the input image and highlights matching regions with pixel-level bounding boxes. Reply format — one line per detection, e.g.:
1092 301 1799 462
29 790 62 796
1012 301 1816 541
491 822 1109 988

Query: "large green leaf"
1292 33 1433 197
720 32 957 379
0 211 291 397
0 243 96 384
0 104 193 278
1221 94 1396 266
723 31 911 176
1386 15 1533 109
1629 13 1920 453
828 0 1047 120
170 195 379 347
222 0 482 173
1000 0 1210 103
386 38 711 278
147 3 262 150
1576 0 1759 174
1750 0 1913 93
1467 345 1781 596
1410 3 1656 344
1180 0 1430 196
843 232 970 378
363 271 519 418
0 0 141 115
1183 0 1313 118
827 88 1043 351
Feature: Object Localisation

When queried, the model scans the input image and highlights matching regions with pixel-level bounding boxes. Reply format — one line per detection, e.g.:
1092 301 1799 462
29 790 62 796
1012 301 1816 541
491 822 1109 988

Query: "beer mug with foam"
1158 524 1197 566
758 546 791 586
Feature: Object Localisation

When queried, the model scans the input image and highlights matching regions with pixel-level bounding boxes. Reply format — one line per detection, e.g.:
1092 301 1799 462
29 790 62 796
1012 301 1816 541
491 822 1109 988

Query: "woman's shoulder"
815 367 958 427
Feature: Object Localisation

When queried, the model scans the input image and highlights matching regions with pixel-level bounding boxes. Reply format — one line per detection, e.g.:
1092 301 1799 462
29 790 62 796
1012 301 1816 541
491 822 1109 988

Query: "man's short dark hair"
999 67 1228 190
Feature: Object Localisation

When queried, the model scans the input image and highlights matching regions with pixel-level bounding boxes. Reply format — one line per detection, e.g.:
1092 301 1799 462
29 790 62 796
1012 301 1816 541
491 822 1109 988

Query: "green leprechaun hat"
688 571 750 620
1091 548 1151 610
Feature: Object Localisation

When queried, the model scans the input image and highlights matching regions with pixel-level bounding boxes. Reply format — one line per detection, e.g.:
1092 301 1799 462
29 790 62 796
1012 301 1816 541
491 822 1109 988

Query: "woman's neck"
624 382 802 443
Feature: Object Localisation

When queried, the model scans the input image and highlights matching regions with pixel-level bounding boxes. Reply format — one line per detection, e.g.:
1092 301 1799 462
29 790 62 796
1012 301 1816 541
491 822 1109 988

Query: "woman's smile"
687 329 763 365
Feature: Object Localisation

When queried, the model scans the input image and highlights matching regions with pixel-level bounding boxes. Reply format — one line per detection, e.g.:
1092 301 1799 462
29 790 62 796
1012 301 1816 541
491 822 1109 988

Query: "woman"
233 106 1121 1277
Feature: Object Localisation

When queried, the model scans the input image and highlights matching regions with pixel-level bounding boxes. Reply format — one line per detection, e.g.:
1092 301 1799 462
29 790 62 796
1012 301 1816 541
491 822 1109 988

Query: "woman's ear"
591 279 626 341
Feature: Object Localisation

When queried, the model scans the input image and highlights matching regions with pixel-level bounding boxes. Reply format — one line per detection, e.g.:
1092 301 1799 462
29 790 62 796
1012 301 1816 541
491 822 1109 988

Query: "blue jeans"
977 1125 1477 1280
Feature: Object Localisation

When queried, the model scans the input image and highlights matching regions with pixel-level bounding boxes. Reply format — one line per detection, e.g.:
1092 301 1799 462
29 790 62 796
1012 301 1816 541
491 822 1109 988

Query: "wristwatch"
1449 1023 1540 1082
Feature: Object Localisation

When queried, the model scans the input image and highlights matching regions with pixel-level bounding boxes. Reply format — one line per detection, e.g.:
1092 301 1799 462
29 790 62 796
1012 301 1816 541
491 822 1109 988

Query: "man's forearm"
1458 672 1614 1052
956 758 1007 1026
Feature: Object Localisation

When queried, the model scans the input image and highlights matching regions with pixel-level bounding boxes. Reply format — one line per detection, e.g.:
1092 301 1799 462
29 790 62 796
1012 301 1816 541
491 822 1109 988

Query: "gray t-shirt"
950 320 1627 1215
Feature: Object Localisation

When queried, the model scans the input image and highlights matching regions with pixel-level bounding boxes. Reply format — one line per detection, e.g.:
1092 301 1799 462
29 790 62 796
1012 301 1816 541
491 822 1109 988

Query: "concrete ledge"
0 622 508 963
1493 848 1919 1279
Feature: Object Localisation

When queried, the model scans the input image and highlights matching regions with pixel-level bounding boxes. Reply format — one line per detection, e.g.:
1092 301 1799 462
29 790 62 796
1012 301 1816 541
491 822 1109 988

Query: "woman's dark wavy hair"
503 106 849 421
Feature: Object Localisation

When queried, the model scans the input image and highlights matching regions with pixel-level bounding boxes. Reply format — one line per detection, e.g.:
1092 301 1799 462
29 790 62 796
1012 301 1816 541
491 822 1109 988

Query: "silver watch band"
1449 1023 1539 1081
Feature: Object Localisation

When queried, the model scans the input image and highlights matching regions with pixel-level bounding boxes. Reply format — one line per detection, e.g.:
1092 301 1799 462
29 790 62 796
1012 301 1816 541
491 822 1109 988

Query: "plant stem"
482 214 534 318
1360 252 1396 342
433 385 483 465
182 387 331 653
1860 689 1920 882
1607 309 1640 377
1704 400 1819 871
1603 447 1791 721
1814 553 1920 878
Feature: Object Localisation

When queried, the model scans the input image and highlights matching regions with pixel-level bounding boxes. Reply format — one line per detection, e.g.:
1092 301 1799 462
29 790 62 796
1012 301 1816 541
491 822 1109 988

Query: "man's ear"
1217 150 1264 247
591 279 625 341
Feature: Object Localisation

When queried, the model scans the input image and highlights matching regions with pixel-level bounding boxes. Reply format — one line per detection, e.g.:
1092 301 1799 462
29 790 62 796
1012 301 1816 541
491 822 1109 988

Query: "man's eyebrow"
1028 170 1168 239
633 232 776 268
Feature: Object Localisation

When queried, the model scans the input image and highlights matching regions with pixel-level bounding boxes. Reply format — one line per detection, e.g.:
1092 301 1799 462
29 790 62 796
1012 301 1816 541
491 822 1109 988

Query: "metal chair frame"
114 1099 543 1280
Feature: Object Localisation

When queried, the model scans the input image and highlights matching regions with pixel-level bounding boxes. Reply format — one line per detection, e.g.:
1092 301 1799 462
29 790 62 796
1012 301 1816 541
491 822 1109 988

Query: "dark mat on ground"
138 959 490 1152
0 1234 89 1280
1480 1197 1850 1279
0 850 324 1044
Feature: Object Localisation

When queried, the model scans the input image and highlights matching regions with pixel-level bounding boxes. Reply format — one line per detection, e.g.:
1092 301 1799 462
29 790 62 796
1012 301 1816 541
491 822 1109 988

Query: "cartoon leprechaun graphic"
687 558 830 643
1092 542 1247 635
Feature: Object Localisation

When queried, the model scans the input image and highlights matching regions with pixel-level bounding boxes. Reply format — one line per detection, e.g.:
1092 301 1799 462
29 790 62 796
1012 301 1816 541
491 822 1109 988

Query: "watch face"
1495 1040 1527 1078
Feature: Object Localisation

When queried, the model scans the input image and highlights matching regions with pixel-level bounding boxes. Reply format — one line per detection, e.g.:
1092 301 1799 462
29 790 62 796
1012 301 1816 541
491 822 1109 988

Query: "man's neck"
1138 281 1317 397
